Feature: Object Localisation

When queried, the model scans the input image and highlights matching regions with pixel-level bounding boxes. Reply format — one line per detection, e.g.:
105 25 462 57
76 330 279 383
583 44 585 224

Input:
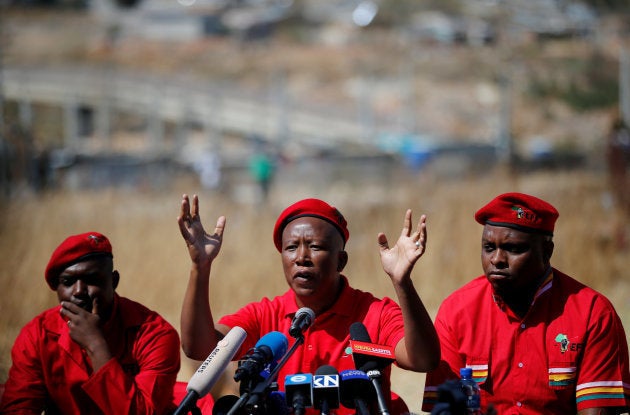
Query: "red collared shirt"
1 294 181 415
218 275 407 415
422 268 630 414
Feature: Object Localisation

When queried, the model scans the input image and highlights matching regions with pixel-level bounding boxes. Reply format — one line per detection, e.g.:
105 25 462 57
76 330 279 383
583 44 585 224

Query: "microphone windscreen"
267 391 290 415
349 322 371 342
295 307 315 323
212 395 240 415
315 365 339 376
349 322 371 371
339 369 375 409
187 326 247 397
255 331 289 361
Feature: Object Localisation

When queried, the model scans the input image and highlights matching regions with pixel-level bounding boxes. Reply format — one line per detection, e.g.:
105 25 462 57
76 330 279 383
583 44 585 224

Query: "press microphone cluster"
210 318 399 415
174 326 247 415
349 322 394 415
284 366 381 415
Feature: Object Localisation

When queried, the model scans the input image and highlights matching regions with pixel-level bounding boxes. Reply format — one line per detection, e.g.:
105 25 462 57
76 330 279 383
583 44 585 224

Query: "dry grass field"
1 166 628 414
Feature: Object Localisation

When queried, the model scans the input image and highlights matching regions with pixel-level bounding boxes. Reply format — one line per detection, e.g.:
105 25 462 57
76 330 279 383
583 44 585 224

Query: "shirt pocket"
548 331 580 390
548 361 577 389
466 359 489 387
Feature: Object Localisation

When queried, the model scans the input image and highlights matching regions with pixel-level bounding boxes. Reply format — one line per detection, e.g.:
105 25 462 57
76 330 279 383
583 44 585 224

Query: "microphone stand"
228 335 305 415
173 391 203 415
354 398 371 415
185 406 202 415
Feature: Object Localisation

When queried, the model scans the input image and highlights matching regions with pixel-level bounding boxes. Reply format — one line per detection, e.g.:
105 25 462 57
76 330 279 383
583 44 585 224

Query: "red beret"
475 192 559 235
273 198 349 252
45 232 113 289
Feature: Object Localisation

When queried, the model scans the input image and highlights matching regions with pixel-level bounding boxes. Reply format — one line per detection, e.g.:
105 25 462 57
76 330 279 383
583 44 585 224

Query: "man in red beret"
177 194 440 414
0 232 181 415
422 193 630 415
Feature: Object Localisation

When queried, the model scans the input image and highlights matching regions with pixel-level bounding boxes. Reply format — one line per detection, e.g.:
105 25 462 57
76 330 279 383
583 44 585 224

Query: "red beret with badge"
273 198 349 252
45 232 113 289
474 192 559 235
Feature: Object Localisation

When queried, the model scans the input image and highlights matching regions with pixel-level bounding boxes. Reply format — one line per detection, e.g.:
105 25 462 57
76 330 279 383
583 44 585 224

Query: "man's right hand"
177 194 226 266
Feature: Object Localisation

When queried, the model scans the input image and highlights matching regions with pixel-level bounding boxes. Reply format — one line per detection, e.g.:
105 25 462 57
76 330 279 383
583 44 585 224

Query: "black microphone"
285 373 313 415
349 322 391 415
266 391 290 415
174 327 247 415
212 395 240 415
234 331 288 383
312 365 340 415
289 307 315 338
339 369 374 415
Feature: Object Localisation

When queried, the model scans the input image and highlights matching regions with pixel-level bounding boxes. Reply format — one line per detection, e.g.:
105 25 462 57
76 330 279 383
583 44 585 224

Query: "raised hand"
177 194 226 266
377 209 427 283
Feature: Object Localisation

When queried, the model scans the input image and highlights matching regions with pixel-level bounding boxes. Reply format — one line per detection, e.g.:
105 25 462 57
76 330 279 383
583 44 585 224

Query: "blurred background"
1 0 629 413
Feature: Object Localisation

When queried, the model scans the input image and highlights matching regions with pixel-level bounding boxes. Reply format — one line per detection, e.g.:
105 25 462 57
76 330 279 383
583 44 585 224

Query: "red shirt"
422 268 630 414
218 275 407 415
1 294 181 415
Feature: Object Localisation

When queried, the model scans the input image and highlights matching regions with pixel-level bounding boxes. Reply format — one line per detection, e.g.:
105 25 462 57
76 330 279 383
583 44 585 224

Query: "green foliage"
581 0 630 12
527 50 619 111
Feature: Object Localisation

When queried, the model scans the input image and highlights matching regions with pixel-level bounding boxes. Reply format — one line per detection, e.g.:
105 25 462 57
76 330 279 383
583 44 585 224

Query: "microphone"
266 391 290 415
312 365 340 415
212 395 240 415
349 322 392 415
289 307 316 338
174 326 247 415
339 369 375 415
349 322 395 372
285 373 313 415
234 331 288 383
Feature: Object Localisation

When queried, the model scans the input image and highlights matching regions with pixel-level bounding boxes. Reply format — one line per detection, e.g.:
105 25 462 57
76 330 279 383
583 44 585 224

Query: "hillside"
1 7 624 160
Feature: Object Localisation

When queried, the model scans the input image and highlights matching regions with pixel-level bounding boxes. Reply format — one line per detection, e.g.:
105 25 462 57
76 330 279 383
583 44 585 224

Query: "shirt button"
518 362 524 368
307 344 313 351
517 402 522 407
521 323 526 329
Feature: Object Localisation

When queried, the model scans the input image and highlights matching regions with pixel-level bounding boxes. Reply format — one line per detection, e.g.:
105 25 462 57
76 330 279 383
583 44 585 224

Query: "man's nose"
491 249 507 266
72 279 87 296
296 243 310 263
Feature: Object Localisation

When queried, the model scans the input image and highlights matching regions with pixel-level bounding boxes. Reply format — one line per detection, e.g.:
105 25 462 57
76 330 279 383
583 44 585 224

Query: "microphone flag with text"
349 322 392 415
349 323 395 372
174 326 247 415
312 365 340 415
285 373 313 415
289 307 316 338
234 330 288 383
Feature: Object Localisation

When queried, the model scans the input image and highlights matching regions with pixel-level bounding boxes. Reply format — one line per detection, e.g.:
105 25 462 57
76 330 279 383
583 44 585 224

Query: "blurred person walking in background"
177 194 440 414
422 192 630 415
0 232 181 415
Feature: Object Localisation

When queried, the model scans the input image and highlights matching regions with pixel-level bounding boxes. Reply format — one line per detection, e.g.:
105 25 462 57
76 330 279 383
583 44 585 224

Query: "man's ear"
112 270 120 290
337 251 348 272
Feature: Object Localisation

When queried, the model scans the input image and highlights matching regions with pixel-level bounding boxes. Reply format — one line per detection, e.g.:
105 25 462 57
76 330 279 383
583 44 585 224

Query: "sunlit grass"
0 167 628 414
